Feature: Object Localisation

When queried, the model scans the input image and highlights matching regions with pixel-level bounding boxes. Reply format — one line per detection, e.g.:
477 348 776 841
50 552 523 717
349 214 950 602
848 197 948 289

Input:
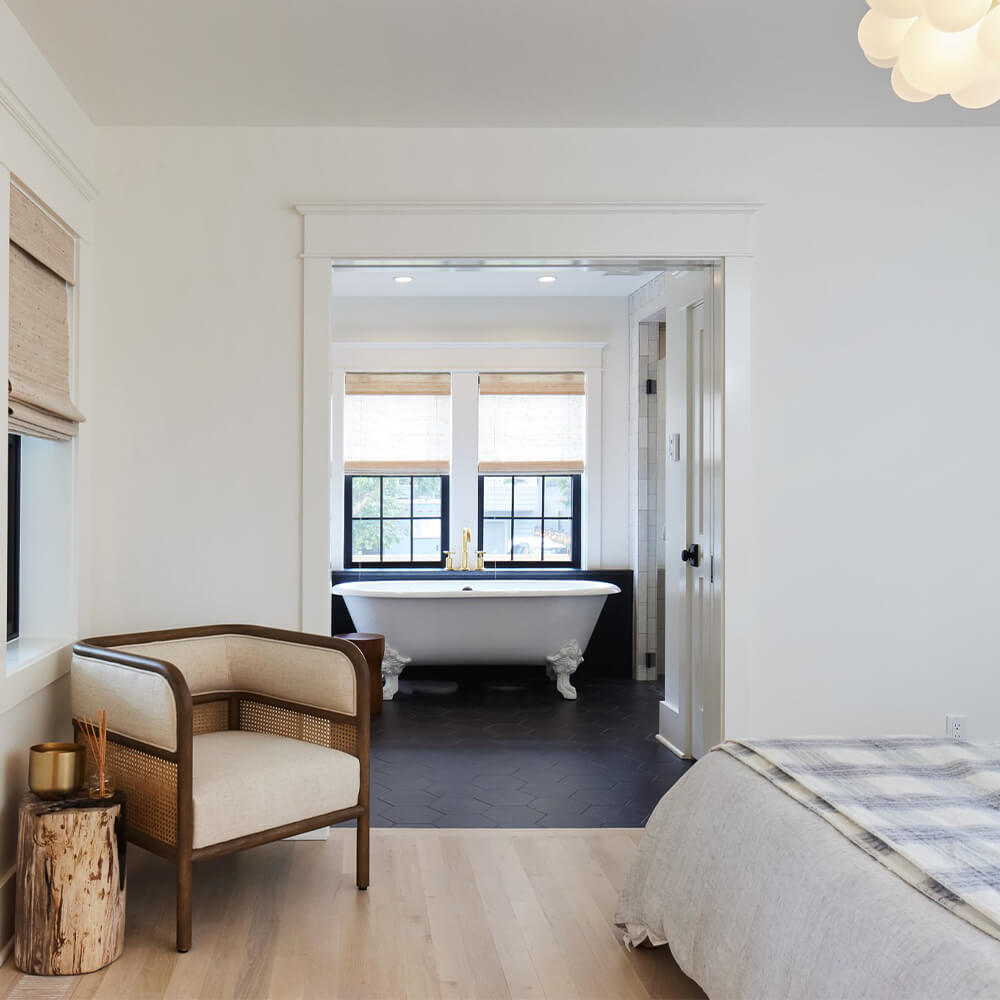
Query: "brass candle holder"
28 743 85 800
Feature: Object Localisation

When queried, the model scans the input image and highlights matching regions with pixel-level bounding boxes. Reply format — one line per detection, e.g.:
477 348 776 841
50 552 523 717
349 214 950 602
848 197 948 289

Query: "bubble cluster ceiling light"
859 0 1000 107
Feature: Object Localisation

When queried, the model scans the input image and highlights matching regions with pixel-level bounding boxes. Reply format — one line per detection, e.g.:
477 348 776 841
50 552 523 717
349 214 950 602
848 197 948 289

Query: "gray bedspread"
615 750 1000 999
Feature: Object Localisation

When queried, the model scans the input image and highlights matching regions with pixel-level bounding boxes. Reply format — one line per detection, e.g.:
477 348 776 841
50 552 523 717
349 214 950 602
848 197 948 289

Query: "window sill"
1 636 73 715
6 636 69 674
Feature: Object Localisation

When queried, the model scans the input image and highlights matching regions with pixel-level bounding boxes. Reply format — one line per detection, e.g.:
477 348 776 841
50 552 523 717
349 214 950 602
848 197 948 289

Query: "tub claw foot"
382 647 411 701
547 641 583 700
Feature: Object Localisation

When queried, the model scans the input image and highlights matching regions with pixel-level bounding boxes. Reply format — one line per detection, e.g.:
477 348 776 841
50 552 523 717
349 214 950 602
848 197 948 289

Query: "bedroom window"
477 372 585 567
343 372 451 567
345 475 449 566
478 474 581 567
7 434 21 642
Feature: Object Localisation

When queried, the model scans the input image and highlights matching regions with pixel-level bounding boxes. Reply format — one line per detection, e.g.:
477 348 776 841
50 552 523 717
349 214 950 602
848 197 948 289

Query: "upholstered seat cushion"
191 731 360 849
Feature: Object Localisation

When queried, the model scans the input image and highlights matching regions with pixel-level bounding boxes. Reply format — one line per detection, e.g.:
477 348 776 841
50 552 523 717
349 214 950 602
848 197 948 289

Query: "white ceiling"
331 266 663 298
9 0 1000 126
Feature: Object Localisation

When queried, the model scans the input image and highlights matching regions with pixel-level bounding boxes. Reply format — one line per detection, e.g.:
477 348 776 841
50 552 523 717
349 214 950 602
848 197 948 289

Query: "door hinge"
710 554 715 584
645 651 656 671
645 378 657 395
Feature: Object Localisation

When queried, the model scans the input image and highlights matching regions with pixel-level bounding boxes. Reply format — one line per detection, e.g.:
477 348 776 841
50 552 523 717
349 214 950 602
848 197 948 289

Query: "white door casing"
297 201 755 738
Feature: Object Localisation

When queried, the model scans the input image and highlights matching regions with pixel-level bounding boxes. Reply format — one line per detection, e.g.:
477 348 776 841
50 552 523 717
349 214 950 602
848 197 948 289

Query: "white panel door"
687 283 723 758
660 266 723 759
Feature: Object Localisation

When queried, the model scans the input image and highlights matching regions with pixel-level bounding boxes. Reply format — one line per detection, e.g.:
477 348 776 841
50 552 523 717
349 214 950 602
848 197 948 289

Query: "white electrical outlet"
946 715 968 741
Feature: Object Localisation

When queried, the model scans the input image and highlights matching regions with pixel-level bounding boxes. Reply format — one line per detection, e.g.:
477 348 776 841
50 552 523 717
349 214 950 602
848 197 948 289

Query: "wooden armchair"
70 625 370 952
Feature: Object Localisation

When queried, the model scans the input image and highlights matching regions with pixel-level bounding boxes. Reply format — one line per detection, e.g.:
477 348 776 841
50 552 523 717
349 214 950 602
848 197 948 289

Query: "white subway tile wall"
627 272 666 680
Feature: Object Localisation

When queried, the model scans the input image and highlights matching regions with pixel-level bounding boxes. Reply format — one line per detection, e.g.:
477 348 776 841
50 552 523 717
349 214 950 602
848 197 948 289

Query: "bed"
615 738 1000 999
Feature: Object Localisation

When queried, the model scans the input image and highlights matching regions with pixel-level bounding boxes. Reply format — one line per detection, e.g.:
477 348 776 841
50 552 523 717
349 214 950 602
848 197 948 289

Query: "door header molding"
297 200 760 260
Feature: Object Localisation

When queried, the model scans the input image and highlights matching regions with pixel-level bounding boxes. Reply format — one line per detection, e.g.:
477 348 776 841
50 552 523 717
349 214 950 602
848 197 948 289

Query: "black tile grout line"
368 676 691 829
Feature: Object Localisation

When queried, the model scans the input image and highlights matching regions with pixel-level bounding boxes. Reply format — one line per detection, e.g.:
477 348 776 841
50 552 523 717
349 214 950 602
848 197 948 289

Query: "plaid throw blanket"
720 737 1000 940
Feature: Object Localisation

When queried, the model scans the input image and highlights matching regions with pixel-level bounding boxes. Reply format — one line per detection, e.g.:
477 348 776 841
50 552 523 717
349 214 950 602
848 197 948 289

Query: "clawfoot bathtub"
332 579 619 700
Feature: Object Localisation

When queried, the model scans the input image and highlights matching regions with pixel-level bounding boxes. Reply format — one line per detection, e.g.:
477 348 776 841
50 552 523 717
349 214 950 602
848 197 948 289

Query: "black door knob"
681 543 700 567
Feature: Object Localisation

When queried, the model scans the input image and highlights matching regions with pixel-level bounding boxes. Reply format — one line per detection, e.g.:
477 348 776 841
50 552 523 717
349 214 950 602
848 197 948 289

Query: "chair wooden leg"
177 853 192 952
357 812 370 890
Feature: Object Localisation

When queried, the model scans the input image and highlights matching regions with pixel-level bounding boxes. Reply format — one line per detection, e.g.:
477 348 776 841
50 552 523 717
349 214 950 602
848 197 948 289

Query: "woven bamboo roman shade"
343 372 451 473
345 373 450 396
8 184 83 440
478 372 586 473
478 372 584 395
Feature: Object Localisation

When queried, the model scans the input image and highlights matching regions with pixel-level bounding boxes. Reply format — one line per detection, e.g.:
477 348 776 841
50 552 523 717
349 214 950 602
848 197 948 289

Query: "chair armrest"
72 643 193 756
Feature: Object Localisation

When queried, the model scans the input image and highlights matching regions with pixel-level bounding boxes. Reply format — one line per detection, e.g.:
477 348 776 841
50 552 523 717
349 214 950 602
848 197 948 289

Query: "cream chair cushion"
191 731 360 849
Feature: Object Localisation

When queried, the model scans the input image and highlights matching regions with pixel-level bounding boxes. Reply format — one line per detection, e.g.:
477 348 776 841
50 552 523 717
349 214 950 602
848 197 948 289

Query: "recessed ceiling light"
394 275 413 284
537 275 557 284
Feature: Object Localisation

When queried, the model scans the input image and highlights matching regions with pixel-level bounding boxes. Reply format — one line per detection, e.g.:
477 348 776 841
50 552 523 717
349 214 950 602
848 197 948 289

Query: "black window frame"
477 473 582 569
345 474 450 568
7 434 21 642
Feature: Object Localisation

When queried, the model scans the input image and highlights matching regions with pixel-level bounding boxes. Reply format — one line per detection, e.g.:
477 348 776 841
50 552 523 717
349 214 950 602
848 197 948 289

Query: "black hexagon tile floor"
368 675 691 828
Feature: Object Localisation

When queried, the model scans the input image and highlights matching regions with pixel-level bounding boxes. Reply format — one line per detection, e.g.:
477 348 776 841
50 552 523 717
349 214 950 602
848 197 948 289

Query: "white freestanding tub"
331 579 620 700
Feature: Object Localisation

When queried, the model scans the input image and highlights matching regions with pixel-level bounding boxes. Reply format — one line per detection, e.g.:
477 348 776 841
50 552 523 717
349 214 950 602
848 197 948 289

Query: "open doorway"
323 258 725 825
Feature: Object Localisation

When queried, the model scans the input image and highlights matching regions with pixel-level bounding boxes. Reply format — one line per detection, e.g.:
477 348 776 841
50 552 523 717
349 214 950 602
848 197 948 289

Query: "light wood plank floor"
0 828 704 1000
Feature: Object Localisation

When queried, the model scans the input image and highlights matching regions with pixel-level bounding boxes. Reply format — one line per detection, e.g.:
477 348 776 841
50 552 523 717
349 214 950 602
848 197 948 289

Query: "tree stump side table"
334 632 385 715
14 790 127 975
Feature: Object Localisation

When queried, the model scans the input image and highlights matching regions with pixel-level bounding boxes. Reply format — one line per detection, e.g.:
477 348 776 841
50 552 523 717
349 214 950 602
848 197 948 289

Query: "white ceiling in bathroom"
331 266 663 298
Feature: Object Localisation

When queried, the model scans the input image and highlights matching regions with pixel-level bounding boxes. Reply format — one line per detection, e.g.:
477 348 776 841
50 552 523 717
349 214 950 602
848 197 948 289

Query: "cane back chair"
71 624 370 952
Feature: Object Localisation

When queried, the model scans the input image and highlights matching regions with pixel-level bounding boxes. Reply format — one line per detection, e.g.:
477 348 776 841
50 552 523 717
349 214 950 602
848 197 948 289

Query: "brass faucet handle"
443 550 455 571
475 549 486 571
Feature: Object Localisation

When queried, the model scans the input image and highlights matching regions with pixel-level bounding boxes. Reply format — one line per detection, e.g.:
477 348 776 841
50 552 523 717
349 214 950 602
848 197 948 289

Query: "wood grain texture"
2 829 703 1000
14 793 126 976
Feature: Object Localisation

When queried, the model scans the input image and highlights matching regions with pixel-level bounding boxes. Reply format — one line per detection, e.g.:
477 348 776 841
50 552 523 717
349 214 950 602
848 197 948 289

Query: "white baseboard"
283 826 330 842
655 733 694 760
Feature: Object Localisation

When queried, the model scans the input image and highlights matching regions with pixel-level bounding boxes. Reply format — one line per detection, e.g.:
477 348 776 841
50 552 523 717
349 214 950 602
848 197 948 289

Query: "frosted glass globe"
979 7 1000 63
924 0 989 33
952 64 1000 107
891 63 935 101
867 0 924 17
858 10 916 62
898 19 987 93
866 53 899 69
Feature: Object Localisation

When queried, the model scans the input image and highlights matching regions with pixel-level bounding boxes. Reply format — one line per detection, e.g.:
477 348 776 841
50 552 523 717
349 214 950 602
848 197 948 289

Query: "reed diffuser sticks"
79 710 108 798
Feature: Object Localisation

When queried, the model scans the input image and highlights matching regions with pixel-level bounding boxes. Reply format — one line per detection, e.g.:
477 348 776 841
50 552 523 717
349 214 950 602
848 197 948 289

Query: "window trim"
7 434 21 642
344 474 450 568
477 473 582 570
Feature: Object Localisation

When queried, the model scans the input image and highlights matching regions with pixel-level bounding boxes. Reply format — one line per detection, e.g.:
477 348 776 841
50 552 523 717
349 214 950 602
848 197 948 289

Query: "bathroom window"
477 373 584 568
478 474 581 567
345 475 449 567
7 434 20 642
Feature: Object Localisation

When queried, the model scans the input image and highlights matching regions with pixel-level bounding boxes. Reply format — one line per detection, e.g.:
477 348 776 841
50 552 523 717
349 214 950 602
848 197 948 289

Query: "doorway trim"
296 200 757 738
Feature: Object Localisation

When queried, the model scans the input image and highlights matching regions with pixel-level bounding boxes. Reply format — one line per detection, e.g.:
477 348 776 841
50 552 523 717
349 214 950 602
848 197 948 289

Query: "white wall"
331 295 631 568
0 0 97 957
93 125 1000 741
